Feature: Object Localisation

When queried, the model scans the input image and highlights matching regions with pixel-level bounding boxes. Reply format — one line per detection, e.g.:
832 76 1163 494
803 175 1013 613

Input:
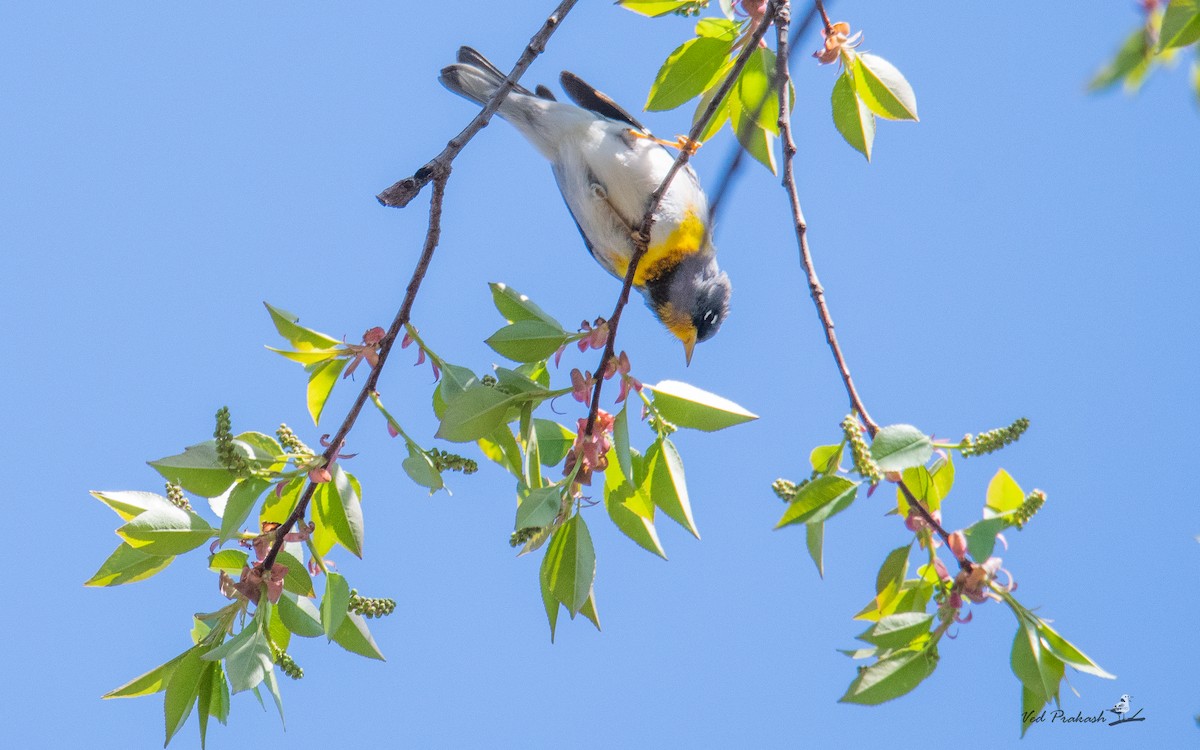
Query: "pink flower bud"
309 466 331 484
362 326 385 346
948 531 967 559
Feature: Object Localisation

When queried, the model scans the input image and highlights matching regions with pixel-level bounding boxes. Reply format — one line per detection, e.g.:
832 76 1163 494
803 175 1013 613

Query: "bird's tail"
439 47 536 115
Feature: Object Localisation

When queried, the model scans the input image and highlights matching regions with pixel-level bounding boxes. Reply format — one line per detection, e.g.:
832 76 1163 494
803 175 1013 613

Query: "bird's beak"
682 332 697 366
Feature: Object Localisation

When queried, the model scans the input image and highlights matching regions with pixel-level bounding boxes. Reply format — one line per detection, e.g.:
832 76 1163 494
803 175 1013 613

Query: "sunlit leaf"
646 36 733 111
647 380 758 431
852 53 919 121
831 70 874 161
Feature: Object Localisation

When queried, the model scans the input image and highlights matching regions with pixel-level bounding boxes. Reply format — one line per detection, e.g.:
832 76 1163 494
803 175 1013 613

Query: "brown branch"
772 4 963 565
376 0 581 208
584 0 785 437
772 4 877 437
264 0 582 570
814 0 833 34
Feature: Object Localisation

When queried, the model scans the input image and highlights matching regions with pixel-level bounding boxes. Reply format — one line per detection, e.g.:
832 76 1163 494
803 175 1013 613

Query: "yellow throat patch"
614 211 707 288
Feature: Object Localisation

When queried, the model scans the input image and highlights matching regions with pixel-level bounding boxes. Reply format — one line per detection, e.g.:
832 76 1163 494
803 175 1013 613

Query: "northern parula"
440 47 731 363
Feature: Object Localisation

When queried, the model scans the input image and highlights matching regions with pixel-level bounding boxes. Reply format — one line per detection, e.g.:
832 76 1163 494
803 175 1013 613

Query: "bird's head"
646 254 731 364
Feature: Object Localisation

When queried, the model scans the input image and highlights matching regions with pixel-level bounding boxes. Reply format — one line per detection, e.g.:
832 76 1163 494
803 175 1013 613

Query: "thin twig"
583 0 785 437
772 5 876 437
707 0 824 220
772 3 962 564
264 0 582 570
814 0 833 34
263 173 449 572
376 0 581 208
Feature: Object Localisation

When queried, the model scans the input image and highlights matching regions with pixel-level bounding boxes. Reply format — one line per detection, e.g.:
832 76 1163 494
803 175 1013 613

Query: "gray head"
646 253 731 364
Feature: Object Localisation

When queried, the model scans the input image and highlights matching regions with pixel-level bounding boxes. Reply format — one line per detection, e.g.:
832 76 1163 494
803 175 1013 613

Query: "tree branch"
584 0 785 437
263 0 582 570
376 0 581 208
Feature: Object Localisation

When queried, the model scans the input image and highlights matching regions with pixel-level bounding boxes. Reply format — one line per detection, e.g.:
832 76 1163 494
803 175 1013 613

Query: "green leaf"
90 490 174 522
876 544 911 595
985 468 1024 516
775 475 859 529
618 0 695 18
1036 621 1115 679
486 320 570 363
163 647 206 747
195 662 216 748
839 648 937 704
313 466 364 558
831 70 875 161
612 406 634 484
543 515 596 615
534 419 575 467
332 612 386 661
218 477 270 543
735 47 779 134
117 502 215 556
870 424 933 473
489 282 562 328
1159 0 1200 50
321 572 351 640
1089 25 1155 92
647 380 758 432
691 70 733 142
478 425 523 477
261 665 285 727
263 302 342 349
306 357 348 426
235 431 286 473
1011 620 1063 702
579 588 601 632
209 666 230 725
539 545 560 642
260 477 301 526
858 613 933 650
517 485 562 530
731 91 777 173
806 522 824 578
852 53 919 121
432 362 479 418
402 444 444 494
275 550 314 597
696 17 740 39
277 591 324 638
436 383 526 443
1020 685 1043 738
86 543 174 586
809 443 844 474
207 549 247 574
895 465 940 515
203 620 271 694
646 36 734 111
648 438 699 539
962 516 1010 561
103 650 188 699
930 453 955 501
265 346 345 365
604 451 667 559
149 441 238 498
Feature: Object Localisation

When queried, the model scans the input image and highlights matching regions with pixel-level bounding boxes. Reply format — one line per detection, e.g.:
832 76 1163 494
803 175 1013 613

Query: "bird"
1109 694 1131 720
439 47 731 364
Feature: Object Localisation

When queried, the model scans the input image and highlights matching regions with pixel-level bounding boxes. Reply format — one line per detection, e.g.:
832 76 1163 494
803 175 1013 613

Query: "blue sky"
2 1 1197 748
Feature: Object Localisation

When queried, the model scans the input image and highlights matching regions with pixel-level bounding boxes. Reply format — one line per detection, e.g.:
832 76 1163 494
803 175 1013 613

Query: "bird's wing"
551 157 638 281
559 71 647 131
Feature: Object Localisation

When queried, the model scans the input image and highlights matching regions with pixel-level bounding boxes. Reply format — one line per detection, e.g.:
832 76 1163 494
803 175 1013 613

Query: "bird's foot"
627 129 703 155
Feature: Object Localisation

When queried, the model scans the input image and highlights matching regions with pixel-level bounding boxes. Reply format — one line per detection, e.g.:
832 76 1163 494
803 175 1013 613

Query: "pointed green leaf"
86 543 174 586
1020 685 1043 738
539 547 560 642
104 650 189 699
579 588 601 632
962 516 1011 561
646 36 734 111
858 613 934 650
477 425 523 477
612 406 634 484
731 95 777 173
436 383 525 443
203 622 271 694
647 380 758 432
163 646 206 747
486 320 570 363
117 502 215 556
90 490 174 522
313 466 364 558
695 17 740 40
775 475 858 529
261 665 285 726
839 648 937 705
604 452 667 559
321 572 351 640
735 46 779 134
489 283 562 327
852 53 919 121
1011 620 1063 702
806 522 824 578
332 612 386 661
617 0 696 18
543 515 596 615
517 485 562 530
692 69 733 142
207 549 248 574
1088 25 1155 92
274 549 314 597
648 438 699 539
870 424 933 473
831 70 874 161
809 443 844 474
218 477 270 543
260 477 301 526
263 302 342 349
876 544 911 595
195 661 216 748
534 419 575 467
306 357 347 426
1159 0 1200 50
402 444 444 494
265 346 345 365
149 441 238 498
277 591 324 638
1037 621 1115 679
985 468 1025 516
